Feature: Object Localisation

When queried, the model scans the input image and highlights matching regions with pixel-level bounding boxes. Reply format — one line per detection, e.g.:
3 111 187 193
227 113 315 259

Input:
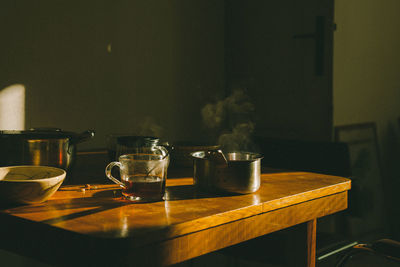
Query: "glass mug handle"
105 161 125 187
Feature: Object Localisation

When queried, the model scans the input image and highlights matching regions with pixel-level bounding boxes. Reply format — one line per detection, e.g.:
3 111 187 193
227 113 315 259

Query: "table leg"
307 219 317 267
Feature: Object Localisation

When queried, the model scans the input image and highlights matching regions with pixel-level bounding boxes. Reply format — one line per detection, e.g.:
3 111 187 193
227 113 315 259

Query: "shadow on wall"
0 84 25 130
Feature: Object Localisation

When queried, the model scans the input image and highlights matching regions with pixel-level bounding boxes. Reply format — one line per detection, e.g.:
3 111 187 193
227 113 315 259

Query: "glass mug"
105 147 169 202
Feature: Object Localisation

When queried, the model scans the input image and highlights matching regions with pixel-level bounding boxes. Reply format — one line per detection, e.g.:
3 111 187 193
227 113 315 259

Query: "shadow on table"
1 192 132 224
1 184 242 225
92 185 241 202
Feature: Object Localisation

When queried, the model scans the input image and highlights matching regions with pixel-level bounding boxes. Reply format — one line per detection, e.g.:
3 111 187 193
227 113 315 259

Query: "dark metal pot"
191 151 263 194
0 128 95 171
106 135 170 161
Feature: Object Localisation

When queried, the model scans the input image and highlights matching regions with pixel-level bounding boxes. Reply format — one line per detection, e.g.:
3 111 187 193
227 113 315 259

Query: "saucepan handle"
71 130 95 144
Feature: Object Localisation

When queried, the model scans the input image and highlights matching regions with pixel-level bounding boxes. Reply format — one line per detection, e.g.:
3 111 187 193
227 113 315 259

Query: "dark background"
1 0 399 266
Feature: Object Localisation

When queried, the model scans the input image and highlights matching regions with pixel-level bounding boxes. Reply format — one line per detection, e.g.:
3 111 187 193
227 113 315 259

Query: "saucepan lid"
0 128 95 144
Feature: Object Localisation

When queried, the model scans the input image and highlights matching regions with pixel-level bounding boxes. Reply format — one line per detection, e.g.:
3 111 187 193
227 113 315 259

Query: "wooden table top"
0 169 350 248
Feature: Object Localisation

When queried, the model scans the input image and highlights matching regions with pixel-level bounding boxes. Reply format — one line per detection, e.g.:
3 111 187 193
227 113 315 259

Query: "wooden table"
0 169 350 267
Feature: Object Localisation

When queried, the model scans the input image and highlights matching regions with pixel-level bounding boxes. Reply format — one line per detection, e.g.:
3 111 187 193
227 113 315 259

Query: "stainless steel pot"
191 151 263 194
0 128 95 171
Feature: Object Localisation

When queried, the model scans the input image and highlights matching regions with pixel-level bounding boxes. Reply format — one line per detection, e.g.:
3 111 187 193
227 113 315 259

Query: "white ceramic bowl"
0 166 66 204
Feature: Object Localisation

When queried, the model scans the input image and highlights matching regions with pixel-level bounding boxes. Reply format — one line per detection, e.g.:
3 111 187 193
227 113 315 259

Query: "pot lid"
0 128 95 141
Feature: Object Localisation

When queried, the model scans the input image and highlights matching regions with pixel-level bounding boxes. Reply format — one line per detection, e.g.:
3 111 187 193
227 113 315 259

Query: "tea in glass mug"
105 150 169 202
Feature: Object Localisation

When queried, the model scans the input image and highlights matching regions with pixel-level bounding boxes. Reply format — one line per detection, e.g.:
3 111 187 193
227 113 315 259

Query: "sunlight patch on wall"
0 84 25 130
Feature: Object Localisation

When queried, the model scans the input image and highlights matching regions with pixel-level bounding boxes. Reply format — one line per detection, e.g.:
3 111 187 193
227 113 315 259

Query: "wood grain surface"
0 169 350 266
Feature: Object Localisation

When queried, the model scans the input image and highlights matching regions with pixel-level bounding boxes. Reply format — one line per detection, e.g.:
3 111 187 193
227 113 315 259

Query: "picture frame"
334 122 384 238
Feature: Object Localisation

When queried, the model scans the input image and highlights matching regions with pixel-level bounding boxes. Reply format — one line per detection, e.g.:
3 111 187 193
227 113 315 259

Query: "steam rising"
201 89 254 129
138 116 164 138
201 89 257 152
218 122 256 152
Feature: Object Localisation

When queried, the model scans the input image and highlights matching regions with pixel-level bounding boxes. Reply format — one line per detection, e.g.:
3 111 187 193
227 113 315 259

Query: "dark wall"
1 0 335 150
225 0 334 142
0 0 225 149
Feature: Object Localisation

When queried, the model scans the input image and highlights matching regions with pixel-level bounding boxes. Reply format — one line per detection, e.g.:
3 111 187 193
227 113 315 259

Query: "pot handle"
159 140 174 152
70 130 95 144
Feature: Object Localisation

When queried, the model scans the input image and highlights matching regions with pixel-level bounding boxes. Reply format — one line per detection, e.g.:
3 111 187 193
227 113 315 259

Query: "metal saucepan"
191 151 263 194
0 128 95 171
